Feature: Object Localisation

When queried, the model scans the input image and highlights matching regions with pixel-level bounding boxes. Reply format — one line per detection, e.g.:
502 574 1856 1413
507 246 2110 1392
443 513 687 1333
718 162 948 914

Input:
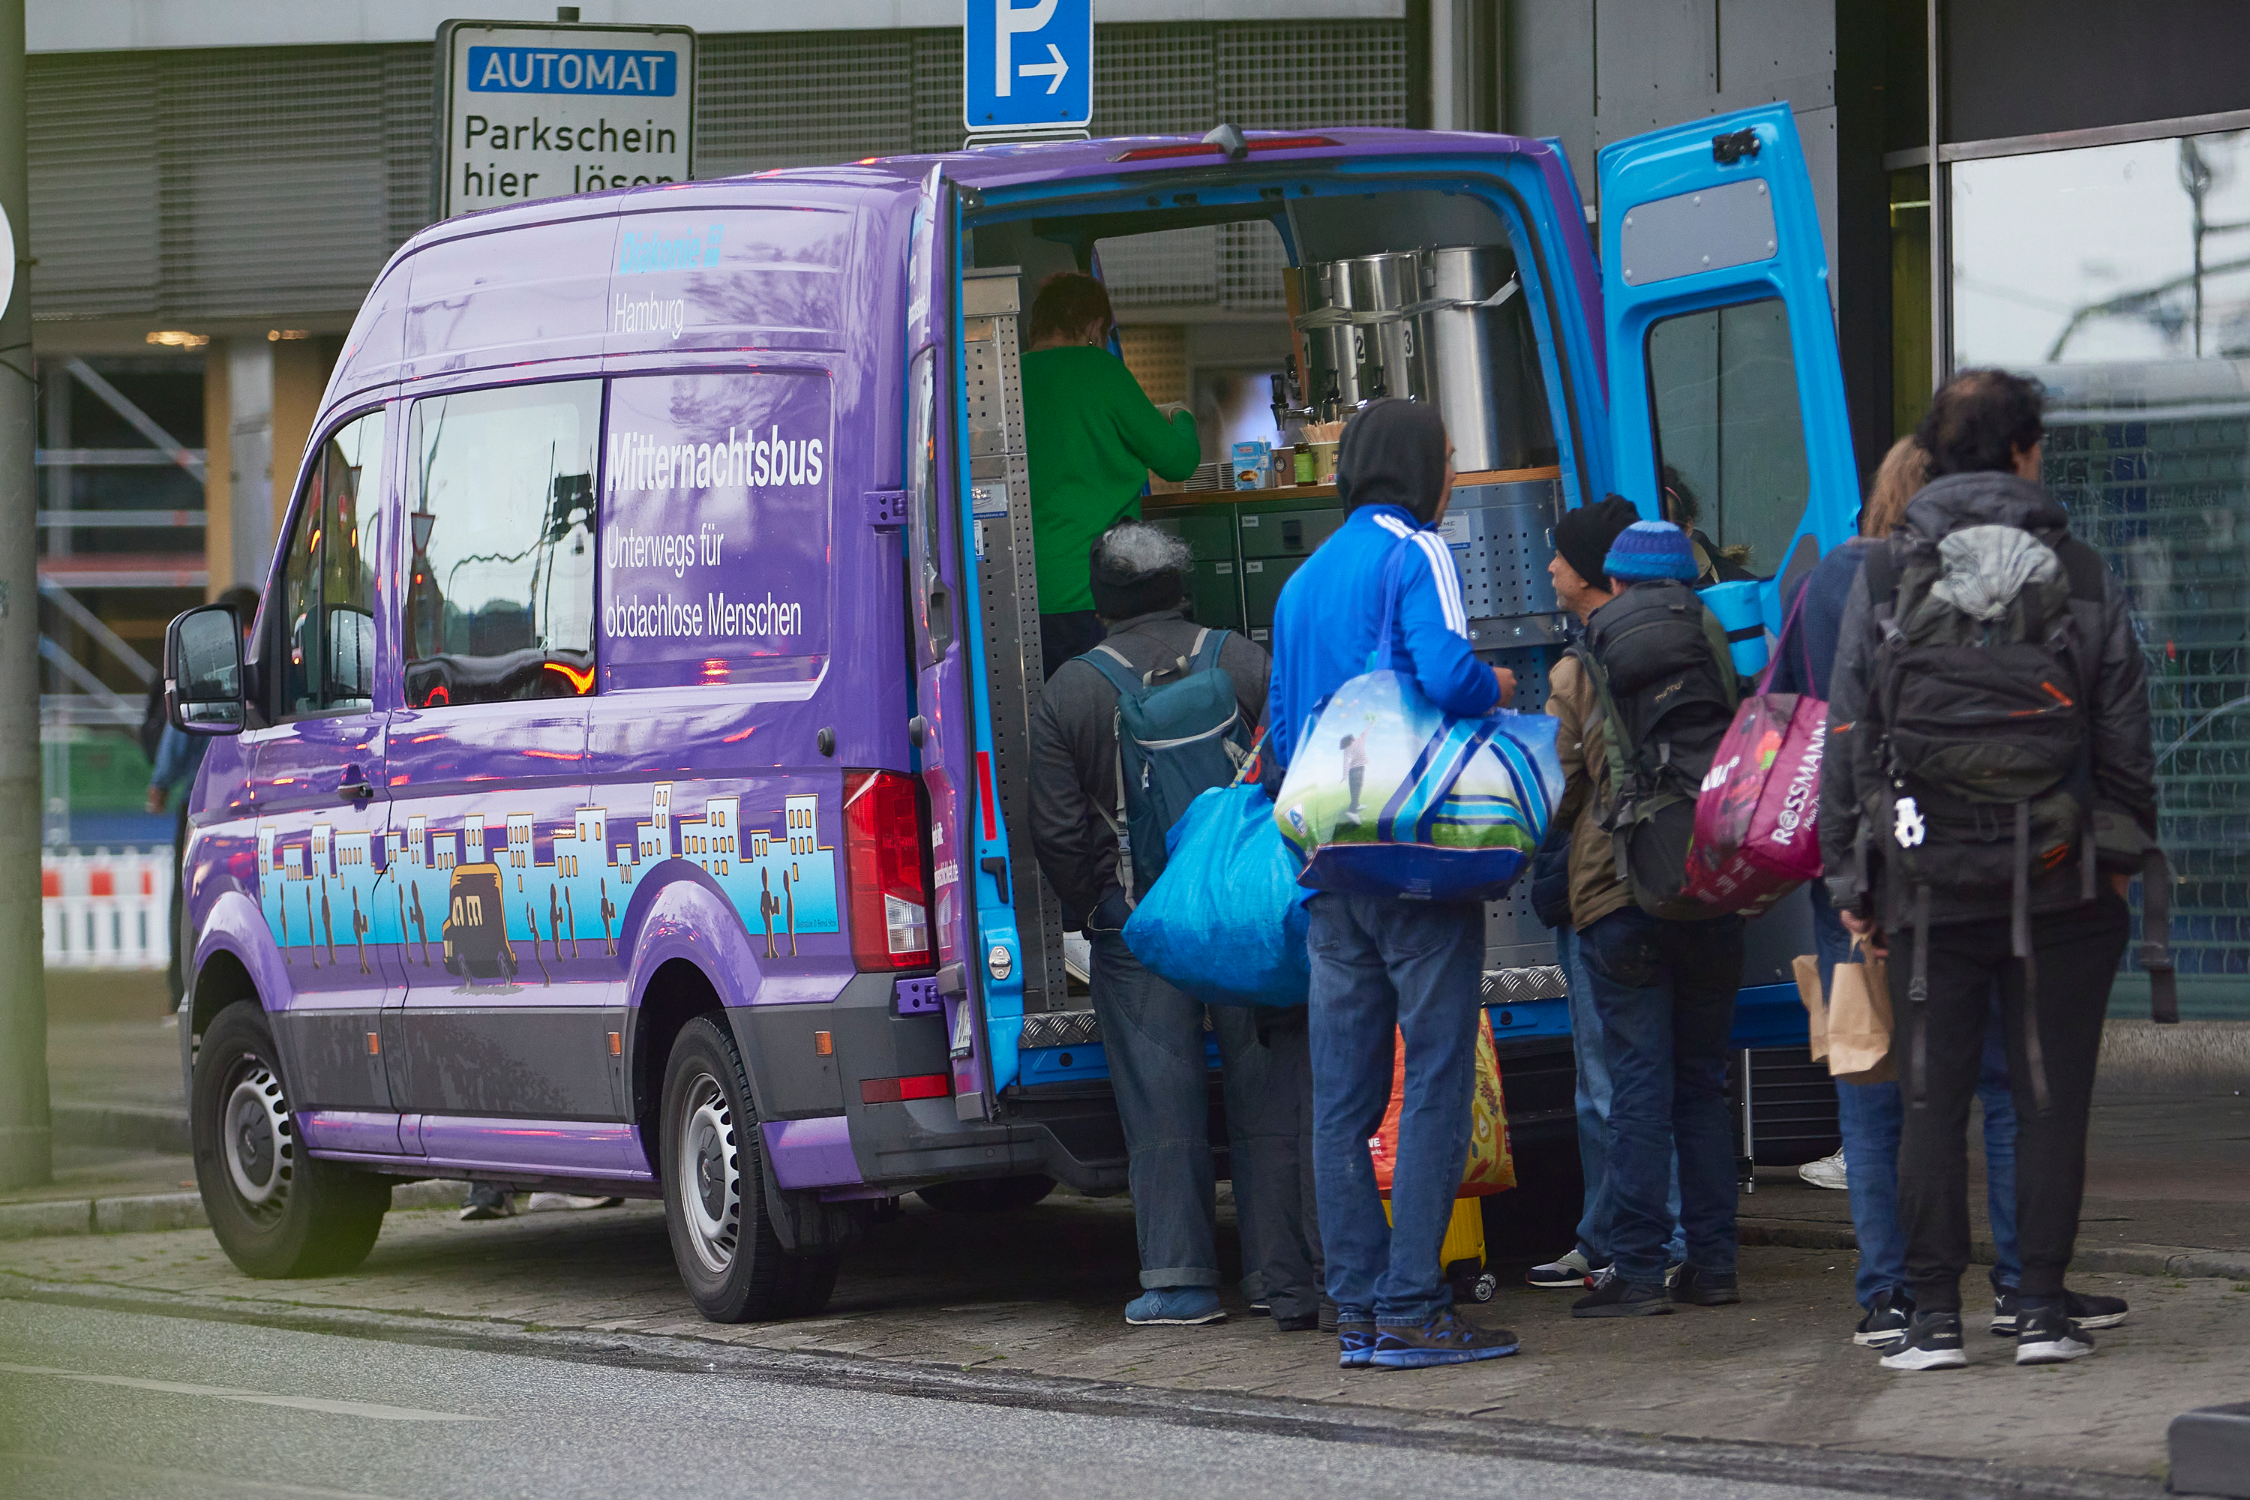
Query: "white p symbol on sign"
994 0 1058 98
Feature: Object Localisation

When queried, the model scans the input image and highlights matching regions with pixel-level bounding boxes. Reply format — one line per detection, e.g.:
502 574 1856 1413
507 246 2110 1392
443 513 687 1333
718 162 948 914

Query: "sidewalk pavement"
0 1184 2239 1492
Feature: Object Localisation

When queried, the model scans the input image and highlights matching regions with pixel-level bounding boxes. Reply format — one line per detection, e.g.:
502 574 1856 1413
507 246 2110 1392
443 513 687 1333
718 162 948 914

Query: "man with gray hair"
1032 521 1318 1330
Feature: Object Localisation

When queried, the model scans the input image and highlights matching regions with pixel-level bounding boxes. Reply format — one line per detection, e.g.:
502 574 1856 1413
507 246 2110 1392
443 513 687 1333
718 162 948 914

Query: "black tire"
191 1000 390 1278
915 1174 1057 1214
659 1016 839 1322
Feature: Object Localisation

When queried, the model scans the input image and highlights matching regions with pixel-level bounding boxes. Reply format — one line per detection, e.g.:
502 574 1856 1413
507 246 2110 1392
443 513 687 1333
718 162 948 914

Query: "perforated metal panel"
1093 24 1216 138
912 30 966 154
25 55 159 321
29 46 422 323
1217 22 1411 130
696 31 915 176
962 269 1070 1017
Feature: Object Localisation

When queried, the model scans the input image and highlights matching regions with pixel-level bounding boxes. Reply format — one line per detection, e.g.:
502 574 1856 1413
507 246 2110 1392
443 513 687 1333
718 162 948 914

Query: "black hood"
1337 398 1448 523
1901 471 2070 540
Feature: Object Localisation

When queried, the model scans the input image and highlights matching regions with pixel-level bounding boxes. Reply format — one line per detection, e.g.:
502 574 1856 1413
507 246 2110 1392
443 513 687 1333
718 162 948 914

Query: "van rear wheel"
191 1000 390 1278
659 1016 838 1322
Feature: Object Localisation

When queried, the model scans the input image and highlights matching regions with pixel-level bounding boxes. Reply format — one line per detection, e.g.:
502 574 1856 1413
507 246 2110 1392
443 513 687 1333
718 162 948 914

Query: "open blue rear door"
1597 104 1859 617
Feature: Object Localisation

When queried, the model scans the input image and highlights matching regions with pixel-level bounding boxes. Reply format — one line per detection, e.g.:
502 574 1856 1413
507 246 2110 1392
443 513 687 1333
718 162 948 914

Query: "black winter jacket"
1029 609 1269 926
1819 472 2158 927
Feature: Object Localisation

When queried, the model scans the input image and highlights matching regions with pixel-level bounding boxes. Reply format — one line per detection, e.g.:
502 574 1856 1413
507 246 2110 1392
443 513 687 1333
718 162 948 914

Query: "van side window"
1644 298 1810 580
404 382 601 708
275 409 385 719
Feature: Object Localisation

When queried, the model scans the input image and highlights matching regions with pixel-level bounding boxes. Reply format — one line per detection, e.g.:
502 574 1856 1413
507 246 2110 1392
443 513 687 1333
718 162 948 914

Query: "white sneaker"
523 1192 625 1212
1527 1248 1596 1288
1799 1149 1849 1191
1063 932 1092 985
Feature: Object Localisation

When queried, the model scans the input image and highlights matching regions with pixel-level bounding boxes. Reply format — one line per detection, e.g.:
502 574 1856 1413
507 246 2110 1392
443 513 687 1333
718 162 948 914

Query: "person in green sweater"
1020 272 1203 677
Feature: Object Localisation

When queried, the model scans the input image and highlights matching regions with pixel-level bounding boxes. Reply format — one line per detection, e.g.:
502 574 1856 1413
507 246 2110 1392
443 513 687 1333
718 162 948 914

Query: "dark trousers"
1214 1005 1323 1320
1579 906 1746 1286
1895 891 2131 1312
1040 610 1107 681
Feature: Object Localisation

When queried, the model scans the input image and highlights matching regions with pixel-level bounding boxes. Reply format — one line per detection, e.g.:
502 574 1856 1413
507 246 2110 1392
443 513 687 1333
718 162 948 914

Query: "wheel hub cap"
677 1074 741 1276
221 1062 294 1219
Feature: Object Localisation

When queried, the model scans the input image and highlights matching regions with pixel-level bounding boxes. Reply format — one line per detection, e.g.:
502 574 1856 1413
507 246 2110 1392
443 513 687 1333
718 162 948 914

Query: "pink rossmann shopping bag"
1682 592 1826 916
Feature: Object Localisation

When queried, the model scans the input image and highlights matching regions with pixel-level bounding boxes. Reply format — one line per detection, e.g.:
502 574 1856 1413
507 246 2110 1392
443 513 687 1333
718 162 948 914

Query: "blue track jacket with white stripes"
1266 503 1499 771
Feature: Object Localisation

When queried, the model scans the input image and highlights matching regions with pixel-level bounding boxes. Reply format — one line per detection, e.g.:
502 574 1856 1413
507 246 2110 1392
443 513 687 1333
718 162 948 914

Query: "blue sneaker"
1337 1323 1377 1369
1124 1287 1225 1326
1369 1310 1520 1369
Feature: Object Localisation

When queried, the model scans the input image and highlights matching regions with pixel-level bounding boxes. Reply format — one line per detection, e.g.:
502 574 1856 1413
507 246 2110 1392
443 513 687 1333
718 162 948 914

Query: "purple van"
165 109 1861 1321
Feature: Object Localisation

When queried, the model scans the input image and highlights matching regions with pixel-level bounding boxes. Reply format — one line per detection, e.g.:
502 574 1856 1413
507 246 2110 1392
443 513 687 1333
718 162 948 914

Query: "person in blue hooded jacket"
1266 398 1518 1371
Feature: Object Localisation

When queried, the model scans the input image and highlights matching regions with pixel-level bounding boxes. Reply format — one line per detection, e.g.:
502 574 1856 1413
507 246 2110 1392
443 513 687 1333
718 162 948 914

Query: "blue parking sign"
963 0 1092 134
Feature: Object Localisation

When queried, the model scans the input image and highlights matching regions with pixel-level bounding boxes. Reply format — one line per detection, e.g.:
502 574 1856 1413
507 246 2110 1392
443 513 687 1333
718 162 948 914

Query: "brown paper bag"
1792 954 1828 1062
1826 936 1895 1084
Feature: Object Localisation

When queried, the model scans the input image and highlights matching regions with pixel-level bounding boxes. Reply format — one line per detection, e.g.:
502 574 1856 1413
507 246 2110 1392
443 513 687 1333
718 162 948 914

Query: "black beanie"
1554 495 1642 588
1336 398 1449 523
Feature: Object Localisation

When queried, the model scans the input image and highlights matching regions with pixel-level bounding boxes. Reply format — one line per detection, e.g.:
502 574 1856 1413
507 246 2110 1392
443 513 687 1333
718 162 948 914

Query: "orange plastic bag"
1369 1010 1516 1198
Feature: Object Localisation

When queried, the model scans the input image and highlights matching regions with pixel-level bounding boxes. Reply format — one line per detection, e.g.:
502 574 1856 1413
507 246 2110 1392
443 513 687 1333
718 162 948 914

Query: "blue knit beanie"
1603 519 1698 582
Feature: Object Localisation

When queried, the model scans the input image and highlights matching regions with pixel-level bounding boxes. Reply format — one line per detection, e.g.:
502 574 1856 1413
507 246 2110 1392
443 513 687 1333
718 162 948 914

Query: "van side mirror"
166 604 247 735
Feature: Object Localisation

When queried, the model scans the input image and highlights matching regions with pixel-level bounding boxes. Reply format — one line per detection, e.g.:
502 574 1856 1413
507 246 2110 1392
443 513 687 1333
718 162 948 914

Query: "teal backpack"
1081 628 1255 901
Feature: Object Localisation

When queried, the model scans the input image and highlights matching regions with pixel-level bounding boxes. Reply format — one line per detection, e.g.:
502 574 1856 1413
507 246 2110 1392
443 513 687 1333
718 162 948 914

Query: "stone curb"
51 1104 190 1154
0 1179 463 1241
1740 1217 2250 1283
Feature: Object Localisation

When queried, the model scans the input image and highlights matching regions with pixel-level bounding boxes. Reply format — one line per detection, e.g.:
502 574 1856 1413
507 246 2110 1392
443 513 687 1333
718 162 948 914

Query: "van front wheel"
191 1000 389 1277
660 1016 837 1322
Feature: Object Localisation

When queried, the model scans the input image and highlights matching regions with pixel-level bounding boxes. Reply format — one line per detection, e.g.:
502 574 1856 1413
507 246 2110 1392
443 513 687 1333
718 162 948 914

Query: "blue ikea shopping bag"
1272 544 1562 902
1123 780 1312 1008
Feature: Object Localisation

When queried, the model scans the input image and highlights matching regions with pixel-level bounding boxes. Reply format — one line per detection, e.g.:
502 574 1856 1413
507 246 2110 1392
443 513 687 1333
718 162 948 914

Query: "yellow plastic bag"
1369 1010 1517 1198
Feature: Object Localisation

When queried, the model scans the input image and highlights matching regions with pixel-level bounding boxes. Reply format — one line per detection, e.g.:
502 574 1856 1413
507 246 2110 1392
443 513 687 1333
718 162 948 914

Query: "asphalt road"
0 1298 1868 1500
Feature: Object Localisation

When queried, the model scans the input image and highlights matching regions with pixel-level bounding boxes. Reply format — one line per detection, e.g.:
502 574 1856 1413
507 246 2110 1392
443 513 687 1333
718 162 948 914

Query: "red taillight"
844 769 933 971
860 1073 950 1104
1112 134 1338 162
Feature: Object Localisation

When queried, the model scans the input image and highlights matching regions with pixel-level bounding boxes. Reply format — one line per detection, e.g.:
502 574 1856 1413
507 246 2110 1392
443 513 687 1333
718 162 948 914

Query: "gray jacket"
1029 609 1270 925
1819 471 2158 926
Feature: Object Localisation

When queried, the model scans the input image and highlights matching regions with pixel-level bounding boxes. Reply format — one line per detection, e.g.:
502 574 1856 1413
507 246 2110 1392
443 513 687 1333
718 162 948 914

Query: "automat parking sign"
434 19 696 220
963 0 1093 135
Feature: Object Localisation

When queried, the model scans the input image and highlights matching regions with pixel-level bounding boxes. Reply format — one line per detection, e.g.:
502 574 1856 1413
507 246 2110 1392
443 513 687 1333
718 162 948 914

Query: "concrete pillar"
223 339 273 595
269 338 327 520
201 350 232 600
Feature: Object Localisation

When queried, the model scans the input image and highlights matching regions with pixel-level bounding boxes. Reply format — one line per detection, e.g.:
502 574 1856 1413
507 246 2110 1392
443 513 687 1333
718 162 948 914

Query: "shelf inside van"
1143 464 1561 509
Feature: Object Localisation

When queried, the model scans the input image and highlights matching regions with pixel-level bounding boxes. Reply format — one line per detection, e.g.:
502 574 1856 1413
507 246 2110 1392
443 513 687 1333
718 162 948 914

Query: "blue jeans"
1579 906 1746 1286
1089 931 1237 1289
1809 885 2022 1308
1307 892 1484 1326
1560 926 1685 1266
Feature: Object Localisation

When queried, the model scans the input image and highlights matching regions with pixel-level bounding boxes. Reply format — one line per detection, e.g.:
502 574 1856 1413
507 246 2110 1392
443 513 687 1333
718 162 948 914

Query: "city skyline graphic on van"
253 784 838 988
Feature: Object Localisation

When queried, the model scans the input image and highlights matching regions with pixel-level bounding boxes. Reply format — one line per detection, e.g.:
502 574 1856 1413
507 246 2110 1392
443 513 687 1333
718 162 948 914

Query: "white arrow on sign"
993 0 1058 99
1019 42 1069 95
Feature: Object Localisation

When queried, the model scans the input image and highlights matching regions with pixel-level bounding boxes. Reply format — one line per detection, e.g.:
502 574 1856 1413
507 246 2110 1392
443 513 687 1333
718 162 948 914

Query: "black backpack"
1570 579 1740 921
1861 521 2178 1102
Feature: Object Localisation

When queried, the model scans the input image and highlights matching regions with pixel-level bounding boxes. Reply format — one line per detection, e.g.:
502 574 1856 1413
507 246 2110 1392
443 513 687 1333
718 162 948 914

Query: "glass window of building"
1953 129 2250 1009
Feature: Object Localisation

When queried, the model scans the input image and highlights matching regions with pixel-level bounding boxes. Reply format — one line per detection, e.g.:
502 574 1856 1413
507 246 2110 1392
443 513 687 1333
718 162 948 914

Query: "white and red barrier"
42 847 173 970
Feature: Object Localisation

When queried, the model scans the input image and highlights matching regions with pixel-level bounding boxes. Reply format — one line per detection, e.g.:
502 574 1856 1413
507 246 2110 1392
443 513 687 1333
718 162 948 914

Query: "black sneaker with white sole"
2016 1304 2096 1365
1854 1288 1914 1348
1571 1270 1674 1318
1879 1310 1968 1370
1992 1286 2129 1335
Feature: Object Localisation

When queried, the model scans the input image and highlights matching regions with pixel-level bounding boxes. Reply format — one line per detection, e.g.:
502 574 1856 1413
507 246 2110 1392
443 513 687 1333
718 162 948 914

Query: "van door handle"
337 779 375 802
